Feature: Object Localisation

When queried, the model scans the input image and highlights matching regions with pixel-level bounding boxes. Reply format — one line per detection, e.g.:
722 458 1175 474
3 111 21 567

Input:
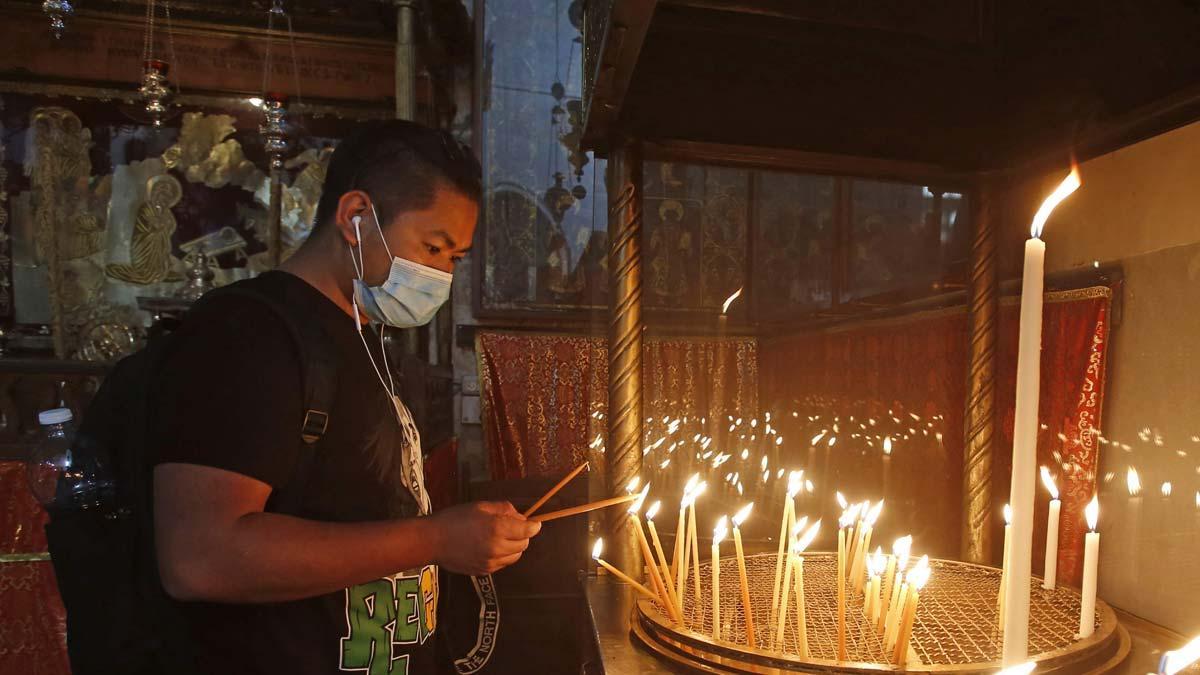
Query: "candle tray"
631 552 1127 673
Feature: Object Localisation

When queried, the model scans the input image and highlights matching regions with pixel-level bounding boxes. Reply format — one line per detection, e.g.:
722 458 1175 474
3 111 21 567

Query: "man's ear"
334 190 371 246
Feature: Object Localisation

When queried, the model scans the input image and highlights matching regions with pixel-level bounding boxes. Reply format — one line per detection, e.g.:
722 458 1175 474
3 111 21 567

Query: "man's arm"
154 463 540 604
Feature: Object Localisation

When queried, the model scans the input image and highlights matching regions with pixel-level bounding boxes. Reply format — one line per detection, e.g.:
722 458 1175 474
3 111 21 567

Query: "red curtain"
477 332 758 482
0 460 69 675
759 287 1111 583
996 287 1112 587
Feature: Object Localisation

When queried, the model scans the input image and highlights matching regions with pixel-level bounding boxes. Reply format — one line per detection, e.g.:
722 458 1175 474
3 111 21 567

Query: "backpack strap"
194 285 337 514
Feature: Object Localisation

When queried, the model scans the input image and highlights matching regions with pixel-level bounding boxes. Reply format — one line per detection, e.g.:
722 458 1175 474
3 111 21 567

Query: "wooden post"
605 138 645 572
393 0 418 121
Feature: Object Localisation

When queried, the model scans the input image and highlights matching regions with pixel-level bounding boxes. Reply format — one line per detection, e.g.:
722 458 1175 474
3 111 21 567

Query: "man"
150 120 539 674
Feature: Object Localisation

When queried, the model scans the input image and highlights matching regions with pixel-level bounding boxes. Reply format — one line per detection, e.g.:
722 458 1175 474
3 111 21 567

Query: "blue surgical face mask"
349 201 452 329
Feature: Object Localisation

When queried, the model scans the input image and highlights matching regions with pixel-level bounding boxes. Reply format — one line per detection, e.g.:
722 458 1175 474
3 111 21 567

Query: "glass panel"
480 0 607 313
846 180 943 302
751 171 836 319
642 161 749 312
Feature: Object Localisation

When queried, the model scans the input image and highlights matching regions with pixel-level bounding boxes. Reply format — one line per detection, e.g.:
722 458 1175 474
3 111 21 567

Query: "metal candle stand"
630 553 1127 674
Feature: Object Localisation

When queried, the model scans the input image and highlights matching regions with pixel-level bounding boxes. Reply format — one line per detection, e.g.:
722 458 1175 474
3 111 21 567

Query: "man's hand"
430 501 542 576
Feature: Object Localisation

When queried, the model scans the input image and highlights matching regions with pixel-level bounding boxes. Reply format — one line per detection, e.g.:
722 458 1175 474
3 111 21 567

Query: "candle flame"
1127 466 1141 496
866 500 884 525
1030 165 1081 238
627 483 651 514
1040 466 1060 500
1161 635 1200 675
794 519 821 553
592 538 603 560
792 516 809 539
995 660 1036 675
645 500 661 520
893 535 913 569
1162 481 1173 497
883 436 892 455
787 470 804 497
1085 495 1099 531
732 502 754 527
714 515 729 545
869 546 887 577
626 476 641 494
908 556 931 589
806 479 814 493
1003 503 1013 525
721 287 743 314
836 491 848 509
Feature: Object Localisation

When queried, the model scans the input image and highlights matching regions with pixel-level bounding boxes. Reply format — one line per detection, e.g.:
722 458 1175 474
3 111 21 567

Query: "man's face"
360 185 478 284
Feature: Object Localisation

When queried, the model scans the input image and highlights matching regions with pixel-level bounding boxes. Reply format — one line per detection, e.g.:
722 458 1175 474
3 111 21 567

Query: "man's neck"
279 238 364 324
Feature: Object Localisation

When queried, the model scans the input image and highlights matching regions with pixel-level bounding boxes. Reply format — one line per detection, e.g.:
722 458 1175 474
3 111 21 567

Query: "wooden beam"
580 0 658 153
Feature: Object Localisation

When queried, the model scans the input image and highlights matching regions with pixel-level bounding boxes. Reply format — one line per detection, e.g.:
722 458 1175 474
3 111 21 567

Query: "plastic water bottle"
27 408 114 514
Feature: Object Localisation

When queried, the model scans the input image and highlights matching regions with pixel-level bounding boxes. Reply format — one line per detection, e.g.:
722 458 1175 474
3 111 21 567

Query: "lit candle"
999 504 1013 627
791 520 820 658
592 538 660 601
1005 166 1081 665
675 475 700 614
866 547 886 623
689 482 707 610
837 507 854 661
628 487 680 623
852 501 884 593
884 574 907 651
773 520 801 650
1158 634 1200 674
1078 496 1100 639
770 471 802 637
895 556 931 667
882 436 893 498
1041 467 1061 590
712 516 728 641
645 501 682 617
849 500 869 586
731 502 756 648
878 535 911 633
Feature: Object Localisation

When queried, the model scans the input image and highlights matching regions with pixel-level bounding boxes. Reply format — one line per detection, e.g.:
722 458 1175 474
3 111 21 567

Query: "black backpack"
43 280 336 675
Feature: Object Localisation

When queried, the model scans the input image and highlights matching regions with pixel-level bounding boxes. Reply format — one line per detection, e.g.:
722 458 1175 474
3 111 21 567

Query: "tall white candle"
1079 496 1100 638
770 472 801 636
1041 467 1061 590
1003 167 1080 665
998 504 1012 626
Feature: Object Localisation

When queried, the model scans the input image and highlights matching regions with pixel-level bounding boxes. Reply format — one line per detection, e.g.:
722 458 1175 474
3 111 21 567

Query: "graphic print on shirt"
340 566 439 674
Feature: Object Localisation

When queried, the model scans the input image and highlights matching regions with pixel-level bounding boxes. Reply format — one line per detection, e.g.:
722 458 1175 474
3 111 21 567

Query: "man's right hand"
430 501 542 576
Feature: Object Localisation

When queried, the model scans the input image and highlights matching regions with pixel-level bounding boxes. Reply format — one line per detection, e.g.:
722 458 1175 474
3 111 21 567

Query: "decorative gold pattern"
165 112 264 191
106 174 185 285
28 107 94 357
606 142 644 572
962 185 997 564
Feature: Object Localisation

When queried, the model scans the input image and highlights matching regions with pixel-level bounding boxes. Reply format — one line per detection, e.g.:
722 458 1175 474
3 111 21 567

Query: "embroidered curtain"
477 332 759 483
759 287 1112 584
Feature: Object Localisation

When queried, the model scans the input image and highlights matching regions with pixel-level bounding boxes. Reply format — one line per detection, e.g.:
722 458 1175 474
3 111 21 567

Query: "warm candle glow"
645 500 661 521
869 547 886 576
866 500 884 525
721 287 743 314
1040 466 1059 500
626 476 641 494
893 536 913 569
795 520 821 552
592 538 604 560
836 491 848 509
733 503 754 527
1160 635 1200 675
883 436 893 455
1029 165 1082 238
627 483 651 514
787 470 804 497
792 516 810 539
908 556 931 589
1162 482 1173 498
995 661 1037 675
714 516 729 545
1085 495 1099 531
1003 503 1013 525
1126 466 1141 496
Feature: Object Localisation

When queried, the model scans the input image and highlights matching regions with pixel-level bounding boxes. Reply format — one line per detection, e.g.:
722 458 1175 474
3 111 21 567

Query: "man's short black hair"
313 120 482 233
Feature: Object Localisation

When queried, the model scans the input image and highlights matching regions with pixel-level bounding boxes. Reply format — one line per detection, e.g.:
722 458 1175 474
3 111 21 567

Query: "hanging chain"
141 0 156 64
164 0 181 93
286 11 303 106
261 0 279 96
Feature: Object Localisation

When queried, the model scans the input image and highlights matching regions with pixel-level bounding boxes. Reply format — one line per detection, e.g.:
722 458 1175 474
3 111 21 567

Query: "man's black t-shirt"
149 271 439 675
